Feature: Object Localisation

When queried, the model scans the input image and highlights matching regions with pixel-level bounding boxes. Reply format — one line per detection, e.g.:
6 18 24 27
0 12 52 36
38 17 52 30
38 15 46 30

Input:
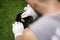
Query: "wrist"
28 4 38 19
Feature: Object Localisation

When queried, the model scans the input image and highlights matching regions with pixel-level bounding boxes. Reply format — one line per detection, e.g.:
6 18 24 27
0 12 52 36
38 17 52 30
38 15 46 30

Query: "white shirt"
29 14 60 40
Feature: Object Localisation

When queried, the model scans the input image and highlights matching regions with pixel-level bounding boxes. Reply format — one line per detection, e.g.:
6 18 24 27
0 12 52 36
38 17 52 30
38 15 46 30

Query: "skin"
16 0 60 40
16 28 38 40
26 0 60 15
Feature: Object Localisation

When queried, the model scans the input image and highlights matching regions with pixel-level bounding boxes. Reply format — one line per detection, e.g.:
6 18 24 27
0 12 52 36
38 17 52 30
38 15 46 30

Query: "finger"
21 12 27 16
24 4 30 11
15 22 17 24
12 23 15 27
17 22 24 28
12 24 15 32
16 22 23 26
15 22 22 26
21 12 29 18
21 14 29 18
17 22 21 24
24 7 27 11
19 23 24 28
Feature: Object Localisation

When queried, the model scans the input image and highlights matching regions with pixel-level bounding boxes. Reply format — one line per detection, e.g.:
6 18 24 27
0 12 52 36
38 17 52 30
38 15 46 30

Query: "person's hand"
21 4 38 20
12 22 24 38
26 0 60 15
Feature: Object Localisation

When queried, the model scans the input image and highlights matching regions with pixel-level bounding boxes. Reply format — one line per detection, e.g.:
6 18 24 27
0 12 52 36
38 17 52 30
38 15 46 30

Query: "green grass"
0 0 27 40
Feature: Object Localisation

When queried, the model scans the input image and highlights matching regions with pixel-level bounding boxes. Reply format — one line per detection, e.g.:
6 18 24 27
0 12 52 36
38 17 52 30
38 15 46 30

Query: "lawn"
0 0 27 40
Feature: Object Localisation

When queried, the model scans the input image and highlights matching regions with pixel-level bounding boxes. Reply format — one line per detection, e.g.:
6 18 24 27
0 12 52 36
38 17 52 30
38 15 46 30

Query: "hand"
12 22 24 38
21 4 38 20
26 0 60 15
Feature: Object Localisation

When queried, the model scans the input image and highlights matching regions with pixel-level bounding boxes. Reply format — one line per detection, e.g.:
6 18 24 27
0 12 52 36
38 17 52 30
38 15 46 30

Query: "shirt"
29 14 60 40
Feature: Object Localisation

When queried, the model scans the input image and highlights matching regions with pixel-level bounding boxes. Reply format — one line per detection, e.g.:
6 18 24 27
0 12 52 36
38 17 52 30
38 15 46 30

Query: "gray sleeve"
29 17 60 40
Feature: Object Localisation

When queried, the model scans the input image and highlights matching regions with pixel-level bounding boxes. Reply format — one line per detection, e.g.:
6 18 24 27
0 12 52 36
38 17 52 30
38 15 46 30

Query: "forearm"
15 28 37 40
15 34 28 40
12 22 38 40
15 28 28 40
15 28 29 40
15 35 23 40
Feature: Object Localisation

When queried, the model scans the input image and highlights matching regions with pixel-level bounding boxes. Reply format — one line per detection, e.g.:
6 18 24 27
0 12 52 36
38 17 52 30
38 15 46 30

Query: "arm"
15 28 37 40
26 0 60 15
12 22 37 40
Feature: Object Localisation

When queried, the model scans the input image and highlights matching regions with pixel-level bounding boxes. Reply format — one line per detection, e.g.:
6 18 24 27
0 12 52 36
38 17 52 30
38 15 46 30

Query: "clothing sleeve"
29 17 60 40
